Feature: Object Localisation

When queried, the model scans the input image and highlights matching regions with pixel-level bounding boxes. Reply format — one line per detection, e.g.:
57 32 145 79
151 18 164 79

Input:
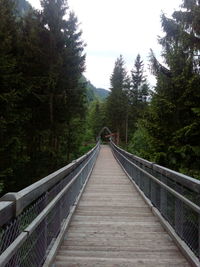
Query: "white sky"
28 0 182 89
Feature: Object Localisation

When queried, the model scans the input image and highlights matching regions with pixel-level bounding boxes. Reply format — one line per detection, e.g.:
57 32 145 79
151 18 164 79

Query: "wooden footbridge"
0 142 200 266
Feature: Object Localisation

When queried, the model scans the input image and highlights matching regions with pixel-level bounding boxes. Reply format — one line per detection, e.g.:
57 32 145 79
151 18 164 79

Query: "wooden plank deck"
53 145 191 267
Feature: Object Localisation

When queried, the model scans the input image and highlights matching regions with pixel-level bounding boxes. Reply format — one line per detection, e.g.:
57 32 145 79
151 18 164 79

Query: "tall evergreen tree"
128 54 149 133
89 101 106 139
40 0 86 162
146 1 200 177
0 0 25 192
131 54 146 103
106 55 129 141
62 11 86 160
0 0 87 195
18 8 56 182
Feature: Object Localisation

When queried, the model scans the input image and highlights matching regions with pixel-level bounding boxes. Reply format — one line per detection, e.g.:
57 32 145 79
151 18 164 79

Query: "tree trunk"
49 93 54 124
125 114 128 145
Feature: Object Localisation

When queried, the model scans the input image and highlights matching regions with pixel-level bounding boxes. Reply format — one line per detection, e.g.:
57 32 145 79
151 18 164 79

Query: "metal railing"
0 143 100 267
110 141 200 261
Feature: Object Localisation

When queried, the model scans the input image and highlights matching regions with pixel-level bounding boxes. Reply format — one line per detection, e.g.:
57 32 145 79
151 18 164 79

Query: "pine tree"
128 54 149 134
60 11 86 161
0 0 24 193
40 0 86 162
106 55 129 142
146 1 200 177
18 8 56 181
131 54 146 103
0 0 87 195
171 0 200 52
89 101 106 139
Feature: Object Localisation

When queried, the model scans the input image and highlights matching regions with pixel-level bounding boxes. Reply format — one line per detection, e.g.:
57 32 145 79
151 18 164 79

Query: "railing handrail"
112 143 200 214
0 143 99 227
111 141 200 194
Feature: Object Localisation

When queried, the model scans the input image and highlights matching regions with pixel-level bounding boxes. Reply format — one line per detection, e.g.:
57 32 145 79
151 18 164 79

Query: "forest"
0 0 200 196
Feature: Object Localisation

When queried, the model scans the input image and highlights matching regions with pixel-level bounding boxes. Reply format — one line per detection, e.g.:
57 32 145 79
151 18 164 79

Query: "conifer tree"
0 0 25 192
146 1 200 176
0 0 87 195
128 54 149 133
107 55 129 141
89 101 106 139
40 0 86 162
131 54 146 103
131 54 149 104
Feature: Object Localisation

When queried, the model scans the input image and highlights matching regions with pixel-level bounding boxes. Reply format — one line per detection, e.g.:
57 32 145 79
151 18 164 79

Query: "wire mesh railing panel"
183 204 199 256
111 142 200 260
143 174 151 198
166 191 175 227
0 195 46 255
0 165 80 254
5 218 47 267
6 211 55 267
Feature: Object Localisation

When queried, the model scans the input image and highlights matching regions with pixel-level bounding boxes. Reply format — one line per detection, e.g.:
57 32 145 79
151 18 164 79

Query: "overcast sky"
28 0 182 89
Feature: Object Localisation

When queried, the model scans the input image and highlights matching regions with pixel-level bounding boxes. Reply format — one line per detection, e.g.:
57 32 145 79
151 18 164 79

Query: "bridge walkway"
53 145 191 267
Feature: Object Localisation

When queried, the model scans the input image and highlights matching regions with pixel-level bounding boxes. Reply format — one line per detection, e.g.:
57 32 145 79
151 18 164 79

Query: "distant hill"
85 79 97 102
16 0 32 16
94 88 110 100
82 76 109 102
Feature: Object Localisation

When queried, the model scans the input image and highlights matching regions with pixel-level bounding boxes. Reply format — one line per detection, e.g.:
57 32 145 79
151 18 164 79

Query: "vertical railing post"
138 164 142 189
42 191 48 263
161 174 167 217
175 183 184 238
198 215 200 260
150 179 156 206
127 161 130 177
59 184 63 229
140 168 144 191
80 166 83 189
130 162 133 181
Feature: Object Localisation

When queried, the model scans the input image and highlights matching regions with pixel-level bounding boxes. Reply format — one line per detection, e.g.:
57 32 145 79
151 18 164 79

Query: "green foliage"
78 143 96 156
143 0 200 178
106 55 129 141
106 54 150 144
84 78 97 102
121 1 200 179
128 120 154 160
95 88 109 100
82 76 109 102
0 0 27 192
87 100 107 140
0 0 87 195
128 54 150 134
1 0 200 197
130 54 147 104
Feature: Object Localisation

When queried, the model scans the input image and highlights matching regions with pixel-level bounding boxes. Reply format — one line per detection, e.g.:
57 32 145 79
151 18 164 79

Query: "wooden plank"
53 145 191 267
